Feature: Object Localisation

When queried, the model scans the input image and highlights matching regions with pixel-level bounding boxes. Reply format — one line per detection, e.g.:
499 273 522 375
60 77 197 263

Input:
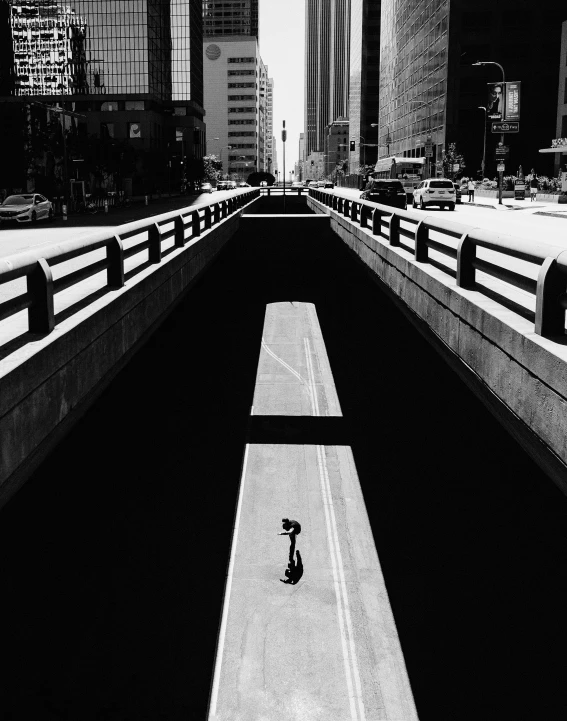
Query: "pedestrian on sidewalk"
467 179 475 202
530 174 538 202
279 518 301 561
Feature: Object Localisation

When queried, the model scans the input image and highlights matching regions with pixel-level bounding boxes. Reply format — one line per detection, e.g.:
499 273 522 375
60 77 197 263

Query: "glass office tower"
0 0 205 193
202 0 258 39
348 0 380 172
378 0 567 178
304 0 351 159
379 0 449 169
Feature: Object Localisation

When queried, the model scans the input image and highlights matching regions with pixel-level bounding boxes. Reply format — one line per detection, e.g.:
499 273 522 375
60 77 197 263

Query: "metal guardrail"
0 189 259 337
258 187 309 196
309 188 567 338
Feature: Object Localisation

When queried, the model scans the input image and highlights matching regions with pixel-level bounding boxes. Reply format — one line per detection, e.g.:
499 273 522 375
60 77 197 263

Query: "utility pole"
282 120 287 214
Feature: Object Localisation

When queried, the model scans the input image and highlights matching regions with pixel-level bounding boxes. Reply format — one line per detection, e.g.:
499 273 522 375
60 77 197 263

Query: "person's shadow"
280 551 303 585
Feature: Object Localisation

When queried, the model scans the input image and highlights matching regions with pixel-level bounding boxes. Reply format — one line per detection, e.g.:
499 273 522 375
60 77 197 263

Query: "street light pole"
478 106 487 179
473 60 505 204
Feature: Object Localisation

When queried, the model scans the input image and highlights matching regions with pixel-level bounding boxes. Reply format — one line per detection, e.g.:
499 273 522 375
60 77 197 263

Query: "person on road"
467 179 475 202
530 174 538 202
279 518 301 561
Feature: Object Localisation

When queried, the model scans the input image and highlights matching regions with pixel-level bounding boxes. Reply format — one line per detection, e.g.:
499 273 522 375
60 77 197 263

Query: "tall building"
304 0 351 159
0 0 206 194
202 0 270 180
554 20 567 174
348 0 380 173
203 0 258 39
264 77 274 176
203 37 267 178
378 0 567 178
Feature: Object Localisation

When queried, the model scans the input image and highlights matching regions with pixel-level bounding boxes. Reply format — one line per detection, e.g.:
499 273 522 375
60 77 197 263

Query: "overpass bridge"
1 189 567 719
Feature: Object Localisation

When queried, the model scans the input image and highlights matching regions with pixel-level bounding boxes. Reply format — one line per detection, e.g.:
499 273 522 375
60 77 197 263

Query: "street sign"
495 145 509 156
497 163 505 172
425 141 433 158
492 122 519 133
282 129 287 142
452 163 460 171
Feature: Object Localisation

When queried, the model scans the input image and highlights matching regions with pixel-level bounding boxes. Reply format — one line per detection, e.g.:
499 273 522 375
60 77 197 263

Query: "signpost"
497 162 505 172
492 121 519 133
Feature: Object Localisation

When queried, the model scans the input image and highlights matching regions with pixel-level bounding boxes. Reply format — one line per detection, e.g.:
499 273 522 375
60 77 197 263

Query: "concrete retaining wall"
0 211 243 508
308 195 567 491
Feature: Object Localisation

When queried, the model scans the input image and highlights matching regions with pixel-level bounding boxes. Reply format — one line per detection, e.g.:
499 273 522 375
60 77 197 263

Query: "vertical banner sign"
487 82 505 120
504 81 521 121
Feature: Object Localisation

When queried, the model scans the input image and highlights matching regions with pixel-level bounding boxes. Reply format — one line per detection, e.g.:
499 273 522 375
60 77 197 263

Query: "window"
228 107 255 113
101 122 115 139
228 83 255 88
562 116 567 137
125 100 144 111
228 95 255 101
228 57 254 63
174 107 187 116
564 79 567 105
128 122 142 139
101 102 118 112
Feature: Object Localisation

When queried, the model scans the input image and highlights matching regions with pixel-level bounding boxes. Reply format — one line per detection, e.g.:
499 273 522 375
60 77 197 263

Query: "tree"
203 154 222 183
442 143 466 179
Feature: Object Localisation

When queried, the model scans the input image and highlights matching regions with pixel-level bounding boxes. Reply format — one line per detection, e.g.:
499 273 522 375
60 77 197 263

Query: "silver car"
0 193 54 223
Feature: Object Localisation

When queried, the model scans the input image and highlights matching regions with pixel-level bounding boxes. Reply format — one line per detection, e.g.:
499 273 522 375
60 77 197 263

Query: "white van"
412 179 456 211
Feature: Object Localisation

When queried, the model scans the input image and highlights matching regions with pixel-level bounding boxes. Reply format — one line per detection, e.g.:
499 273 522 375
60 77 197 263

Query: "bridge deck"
208 301 418 721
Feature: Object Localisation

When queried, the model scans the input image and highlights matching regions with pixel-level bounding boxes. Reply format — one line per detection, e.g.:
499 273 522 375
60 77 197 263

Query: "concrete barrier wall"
0 211 243 508
307 195 567 491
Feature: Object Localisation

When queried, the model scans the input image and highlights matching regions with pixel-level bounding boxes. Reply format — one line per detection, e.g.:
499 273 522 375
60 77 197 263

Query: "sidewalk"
461 194 567 216
50 193 202 229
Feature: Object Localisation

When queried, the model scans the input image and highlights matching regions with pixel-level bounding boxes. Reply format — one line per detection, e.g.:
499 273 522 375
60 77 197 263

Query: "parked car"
291 181 303 189
216 180 229 191
412 179 456 210
227 180 237 189
323 181 334 188
0 193 54 223
308 181 318 188
316 180 325 188
238 182 251 187
201 182 213 194
453 182 462 204
360 179 407 210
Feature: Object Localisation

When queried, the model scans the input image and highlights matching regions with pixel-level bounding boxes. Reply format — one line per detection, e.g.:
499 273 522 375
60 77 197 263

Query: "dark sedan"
360 179 407 210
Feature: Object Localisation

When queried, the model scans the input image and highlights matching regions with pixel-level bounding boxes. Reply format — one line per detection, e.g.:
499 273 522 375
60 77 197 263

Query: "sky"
258 0 305 176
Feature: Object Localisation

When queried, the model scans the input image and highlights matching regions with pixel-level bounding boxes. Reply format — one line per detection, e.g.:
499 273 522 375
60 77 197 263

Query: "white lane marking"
261 337 308 385
208 432 252 719
304 337 367 721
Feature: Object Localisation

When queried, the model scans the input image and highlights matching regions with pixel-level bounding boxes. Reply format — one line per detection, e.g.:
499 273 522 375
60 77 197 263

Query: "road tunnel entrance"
1 214 566 720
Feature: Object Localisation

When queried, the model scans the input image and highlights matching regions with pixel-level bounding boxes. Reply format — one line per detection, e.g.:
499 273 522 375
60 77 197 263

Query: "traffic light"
311 160 314 166
350 140 355 151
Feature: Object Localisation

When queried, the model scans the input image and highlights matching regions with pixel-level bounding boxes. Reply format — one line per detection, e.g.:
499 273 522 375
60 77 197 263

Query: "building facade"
378 0 567 179
555 20 567 174
203 37 268 179
264 76 274 176
348 0 380 173
304 0 351 161
324 116 349 179
0 0 205 195
202 0 258 39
